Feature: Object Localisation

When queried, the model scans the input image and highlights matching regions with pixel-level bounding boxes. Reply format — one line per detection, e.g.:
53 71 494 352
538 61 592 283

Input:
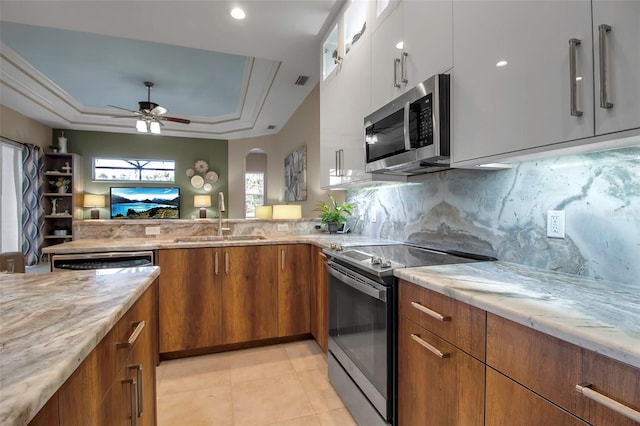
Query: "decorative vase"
57 186 67 194
58 136 68 153
327 222 339 234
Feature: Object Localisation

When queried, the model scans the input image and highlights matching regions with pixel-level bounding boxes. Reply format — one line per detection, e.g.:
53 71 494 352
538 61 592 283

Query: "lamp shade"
83 194 105 208
255 205 273 219
272 204 302 219
194 195 212 208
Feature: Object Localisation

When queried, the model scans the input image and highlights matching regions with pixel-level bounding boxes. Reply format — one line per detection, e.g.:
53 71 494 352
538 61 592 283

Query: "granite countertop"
41 234 396 254
0 266 161 426
395 261 640 369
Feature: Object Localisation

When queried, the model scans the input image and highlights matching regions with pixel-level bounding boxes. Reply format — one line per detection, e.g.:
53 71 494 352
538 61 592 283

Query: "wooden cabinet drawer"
398 316 485 426
486 367 588 426
576 350 640 425
58 284 156 426
399 279 486 360
486 313 583 415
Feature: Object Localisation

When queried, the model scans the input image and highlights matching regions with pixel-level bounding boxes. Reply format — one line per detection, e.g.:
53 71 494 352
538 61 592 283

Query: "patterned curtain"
22 144 44 265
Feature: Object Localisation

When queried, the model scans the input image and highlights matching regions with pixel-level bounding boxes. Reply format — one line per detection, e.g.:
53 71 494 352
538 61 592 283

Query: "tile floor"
156 340 357 426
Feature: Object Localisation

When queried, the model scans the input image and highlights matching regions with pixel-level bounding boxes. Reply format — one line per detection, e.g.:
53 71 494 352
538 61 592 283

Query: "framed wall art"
284 145 307 201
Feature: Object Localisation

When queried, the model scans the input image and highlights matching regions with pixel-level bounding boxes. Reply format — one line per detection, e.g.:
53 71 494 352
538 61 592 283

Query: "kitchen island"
0 266 160 426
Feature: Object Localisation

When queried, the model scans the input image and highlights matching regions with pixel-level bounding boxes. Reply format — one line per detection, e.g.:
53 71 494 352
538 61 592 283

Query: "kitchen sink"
173 235 267 243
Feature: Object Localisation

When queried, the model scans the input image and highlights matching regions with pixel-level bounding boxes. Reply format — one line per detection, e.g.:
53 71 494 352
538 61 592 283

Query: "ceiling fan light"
136 119 148 133
150 121 161 134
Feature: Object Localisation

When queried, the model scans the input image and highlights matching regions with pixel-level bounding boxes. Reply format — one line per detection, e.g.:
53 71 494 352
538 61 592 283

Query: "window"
0 140 23 252
245 171 265 218
93 158 175 182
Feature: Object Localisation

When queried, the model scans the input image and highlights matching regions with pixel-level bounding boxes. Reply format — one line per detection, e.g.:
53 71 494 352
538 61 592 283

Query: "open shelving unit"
43 152 83 248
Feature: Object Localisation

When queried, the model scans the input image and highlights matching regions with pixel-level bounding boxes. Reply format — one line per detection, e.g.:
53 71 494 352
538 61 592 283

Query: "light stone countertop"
394 261 640 369
0 266 161 426
41 234 395 254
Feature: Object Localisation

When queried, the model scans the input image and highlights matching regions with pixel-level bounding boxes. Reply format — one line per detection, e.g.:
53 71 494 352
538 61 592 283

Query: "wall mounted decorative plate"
203 183 213 191
205 171 219 183
194 160 209 174
186 168 195 177
190 175 204 188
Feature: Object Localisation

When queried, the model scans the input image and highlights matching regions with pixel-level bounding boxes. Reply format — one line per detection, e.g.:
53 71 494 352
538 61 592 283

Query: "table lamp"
272 204 302 219
83 194 105 219
194 195 212 218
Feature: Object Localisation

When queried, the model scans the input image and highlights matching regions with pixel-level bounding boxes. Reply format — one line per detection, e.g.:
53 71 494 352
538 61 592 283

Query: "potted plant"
315 195 354 233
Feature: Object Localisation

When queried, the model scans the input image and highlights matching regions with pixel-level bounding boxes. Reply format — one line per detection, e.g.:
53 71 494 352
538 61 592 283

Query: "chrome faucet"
217 192 226 236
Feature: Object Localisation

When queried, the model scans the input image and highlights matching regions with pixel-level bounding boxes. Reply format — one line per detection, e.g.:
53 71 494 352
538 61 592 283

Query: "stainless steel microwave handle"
327 264 386 301
393 58 401 88
569 38 583 117
598 24 613 109
403 101 412 151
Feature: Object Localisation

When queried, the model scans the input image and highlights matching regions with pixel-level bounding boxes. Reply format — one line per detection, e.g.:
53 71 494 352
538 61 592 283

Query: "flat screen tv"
110 187 180 219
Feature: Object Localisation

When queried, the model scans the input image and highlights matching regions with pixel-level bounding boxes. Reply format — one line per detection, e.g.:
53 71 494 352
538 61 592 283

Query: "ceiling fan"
109 81 191 134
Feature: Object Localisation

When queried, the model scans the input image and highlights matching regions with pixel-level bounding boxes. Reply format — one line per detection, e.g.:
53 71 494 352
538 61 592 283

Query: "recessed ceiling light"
230 7 246 20
496 60 508 67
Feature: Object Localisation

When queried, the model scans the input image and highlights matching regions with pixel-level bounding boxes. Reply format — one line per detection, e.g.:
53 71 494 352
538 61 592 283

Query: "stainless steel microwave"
364 74 450 175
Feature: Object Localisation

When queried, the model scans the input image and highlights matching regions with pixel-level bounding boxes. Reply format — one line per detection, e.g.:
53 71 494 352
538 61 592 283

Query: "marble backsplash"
74 219 322 240
346 146 640 286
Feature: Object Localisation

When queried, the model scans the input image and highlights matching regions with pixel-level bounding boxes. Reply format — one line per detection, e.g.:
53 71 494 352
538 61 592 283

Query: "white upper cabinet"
452 1 594 165
371 0 453 111
592 0 640 136
320 0 372 188
452 0 640 167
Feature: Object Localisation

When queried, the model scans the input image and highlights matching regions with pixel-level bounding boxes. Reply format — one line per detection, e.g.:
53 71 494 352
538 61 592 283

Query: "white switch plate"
547 210 565 238
145 226 160 235
371 209 377 223
277 224 289 232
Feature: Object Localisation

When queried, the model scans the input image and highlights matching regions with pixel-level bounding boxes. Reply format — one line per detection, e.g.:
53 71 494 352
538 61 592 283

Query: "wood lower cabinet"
310 246 328 353
277 244 310 337
577 349 640 426
486 313 583 414
31 282 157 426
158 248 222 352
222 245 278 344
486 367 588 426
398 316 485 426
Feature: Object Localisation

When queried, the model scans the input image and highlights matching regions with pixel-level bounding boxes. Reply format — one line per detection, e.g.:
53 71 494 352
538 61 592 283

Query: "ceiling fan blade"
108 105 141 114
150 105 167 116
112 115 140 119
161 116 191 124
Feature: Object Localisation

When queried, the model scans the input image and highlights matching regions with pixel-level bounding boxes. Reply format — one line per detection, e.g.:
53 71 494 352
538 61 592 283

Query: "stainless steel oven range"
51 251 154 271
323 243 494 425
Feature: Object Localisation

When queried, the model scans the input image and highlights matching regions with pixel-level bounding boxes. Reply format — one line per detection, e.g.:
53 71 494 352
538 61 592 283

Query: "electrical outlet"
359 212 365 221
547 210 565 238
277 223 289 232
145 226 160 235
371 209 377 223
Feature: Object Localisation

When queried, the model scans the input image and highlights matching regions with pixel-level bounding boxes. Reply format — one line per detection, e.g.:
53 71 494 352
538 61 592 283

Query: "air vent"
295 75 309 86
267 125 277 130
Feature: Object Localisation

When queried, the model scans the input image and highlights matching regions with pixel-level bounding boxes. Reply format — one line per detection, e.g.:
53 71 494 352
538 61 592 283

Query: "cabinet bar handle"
411 333 450 359
335 150 340 176
394 58 401 87
401 51 408 83
576 383 640 423
410 301 451 322
122 378 138 426
598 24 613 109
569 38 583 117
117 321 145 349
214 252 219 276
129 365 143 417
225 251 229 275
281 248 286 271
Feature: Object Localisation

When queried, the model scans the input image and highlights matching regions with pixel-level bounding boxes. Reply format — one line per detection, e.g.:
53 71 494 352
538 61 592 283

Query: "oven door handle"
328 265 386 301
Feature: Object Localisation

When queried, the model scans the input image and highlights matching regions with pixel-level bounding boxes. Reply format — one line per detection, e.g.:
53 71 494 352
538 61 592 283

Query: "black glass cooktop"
325 244 494 277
